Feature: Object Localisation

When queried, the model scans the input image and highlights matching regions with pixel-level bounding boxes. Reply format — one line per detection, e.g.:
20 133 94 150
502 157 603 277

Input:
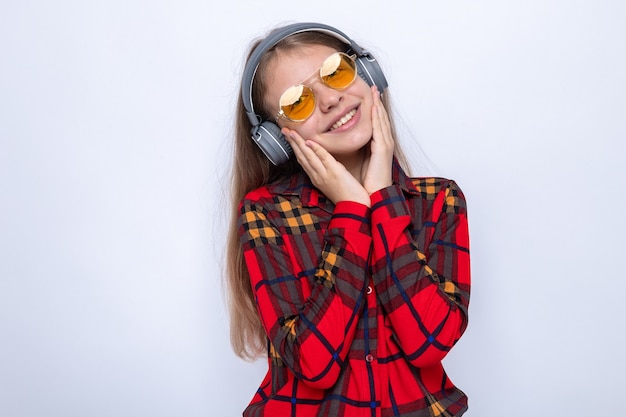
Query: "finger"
283 128 315 170
371 87 384 130
305 139 334 166
372 87 391 135
370 87 394 148
283 128 328 175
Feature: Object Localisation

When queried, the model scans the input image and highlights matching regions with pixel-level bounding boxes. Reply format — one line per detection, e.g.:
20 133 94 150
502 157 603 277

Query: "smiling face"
263 44 374 163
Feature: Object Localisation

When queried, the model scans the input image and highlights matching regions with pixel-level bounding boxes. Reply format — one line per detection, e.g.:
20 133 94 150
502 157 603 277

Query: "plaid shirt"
238 162 470 417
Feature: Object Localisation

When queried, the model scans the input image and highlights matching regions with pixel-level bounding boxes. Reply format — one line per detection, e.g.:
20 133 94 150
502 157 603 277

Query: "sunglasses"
276 52 358 122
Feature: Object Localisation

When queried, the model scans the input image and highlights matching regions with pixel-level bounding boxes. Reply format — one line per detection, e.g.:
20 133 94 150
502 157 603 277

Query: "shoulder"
241 170 308 205
242 186 274 205
240 175 293 206
239 177 303 221
410 177 464 195
393 163 465 205
409 177 467 213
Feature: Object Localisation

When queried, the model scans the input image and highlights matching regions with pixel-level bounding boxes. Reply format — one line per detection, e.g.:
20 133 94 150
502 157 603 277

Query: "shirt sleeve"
369 179 471 367
239 196 372 389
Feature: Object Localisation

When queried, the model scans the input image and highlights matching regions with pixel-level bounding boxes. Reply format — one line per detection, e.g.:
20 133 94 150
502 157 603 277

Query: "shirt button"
366 286 373 295
365 354 374 363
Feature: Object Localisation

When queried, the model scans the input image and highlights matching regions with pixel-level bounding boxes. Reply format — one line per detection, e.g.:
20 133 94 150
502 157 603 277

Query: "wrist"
365 180 393 196
336 192 370 208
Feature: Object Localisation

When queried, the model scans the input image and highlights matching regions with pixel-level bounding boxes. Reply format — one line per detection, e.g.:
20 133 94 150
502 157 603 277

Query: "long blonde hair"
225 27 410 360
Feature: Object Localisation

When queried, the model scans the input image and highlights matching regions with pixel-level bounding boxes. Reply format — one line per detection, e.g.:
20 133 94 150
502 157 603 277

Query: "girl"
226 22 471 417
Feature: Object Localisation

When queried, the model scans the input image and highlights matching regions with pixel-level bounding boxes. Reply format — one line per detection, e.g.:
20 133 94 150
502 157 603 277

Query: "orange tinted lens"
320 53 357 89
279 84 315 121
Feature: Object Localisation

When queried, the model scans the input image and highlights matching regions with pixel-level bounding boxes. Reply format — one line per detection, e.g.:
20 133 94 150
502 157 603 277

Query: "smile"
330 109 357 131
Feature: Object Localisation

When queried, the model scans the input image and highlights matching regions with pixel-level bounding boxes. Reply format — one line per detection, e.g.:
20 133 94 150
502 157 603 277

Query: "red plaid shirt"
238 162 471 417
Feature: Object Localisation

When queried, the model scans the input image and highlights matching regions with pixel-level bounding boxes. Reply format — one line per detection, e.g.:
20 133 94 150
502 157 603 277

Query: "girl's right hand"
283 128 370 207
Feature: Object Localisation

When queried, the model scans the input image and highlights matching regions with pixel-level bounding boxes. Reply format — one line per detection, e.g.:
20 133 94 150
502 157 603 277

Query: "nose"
313 82 342 113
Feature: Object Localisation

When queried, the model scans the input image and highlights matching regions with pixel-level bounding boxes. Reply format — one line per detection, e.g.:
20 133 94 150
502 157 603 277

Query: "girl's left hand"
361 86 394 195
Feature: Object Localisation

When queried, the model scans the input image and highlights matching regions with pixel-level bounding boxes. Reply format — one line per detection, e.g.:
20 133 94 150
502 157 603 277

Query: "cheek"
283 118 320 138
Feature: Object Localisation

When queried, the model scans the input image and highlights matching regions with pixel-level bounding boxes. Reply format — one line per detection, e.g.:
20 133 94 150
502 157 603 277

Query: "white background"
1 1 625 416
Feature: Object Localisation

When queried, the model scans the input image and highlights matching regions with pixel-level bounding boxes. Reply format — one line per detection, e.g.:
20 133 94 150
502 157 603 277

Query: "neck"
336 147 367 184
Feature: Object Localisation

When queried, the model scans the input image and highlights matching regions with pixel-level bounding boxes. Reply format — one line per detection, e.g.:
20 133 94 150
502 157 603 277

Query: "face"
263 45 374 161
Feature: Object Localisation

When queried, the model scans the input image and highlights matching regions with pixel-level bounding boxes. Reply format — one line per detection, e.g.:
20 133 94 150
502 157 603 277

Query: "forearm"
369 181 471 367
241 199 372 388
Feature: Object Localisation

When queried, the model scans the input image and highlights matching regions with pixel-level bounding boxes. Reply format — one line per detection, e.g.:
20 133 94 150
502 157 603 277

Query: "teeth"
330 109 357 130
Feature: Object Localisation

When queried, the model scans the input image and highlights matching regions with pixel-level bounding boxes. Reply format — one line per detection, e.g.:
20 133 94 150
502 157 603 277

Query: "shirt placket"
364 268 383 417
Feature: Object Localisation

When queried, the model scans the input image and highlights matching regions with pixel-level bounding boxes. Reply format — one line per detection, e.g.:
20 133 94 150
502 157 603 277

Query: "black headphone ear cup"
355 55 388 92
251 121 293 166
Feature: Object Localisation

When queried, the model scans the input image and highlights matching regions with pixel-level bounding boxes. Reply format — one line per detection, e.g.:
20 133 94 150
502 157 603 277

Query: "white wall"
1 1 624 416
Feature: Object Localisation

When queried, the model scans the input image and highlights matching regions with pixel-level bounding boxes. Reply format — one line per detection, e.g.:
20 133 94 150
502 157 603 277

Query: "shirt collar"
392 158 421 197
265 158 420 206
265 169 327 208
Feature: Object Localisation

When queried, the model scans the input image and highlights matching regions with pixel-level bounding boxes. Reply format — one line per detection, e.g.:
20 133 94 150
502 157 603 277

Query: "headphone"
241 22 389 165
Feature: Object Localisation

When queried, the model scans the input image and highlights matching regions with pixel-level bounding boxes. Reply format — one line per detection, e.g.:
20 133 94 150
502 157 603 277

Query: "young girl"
226 22 471 417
